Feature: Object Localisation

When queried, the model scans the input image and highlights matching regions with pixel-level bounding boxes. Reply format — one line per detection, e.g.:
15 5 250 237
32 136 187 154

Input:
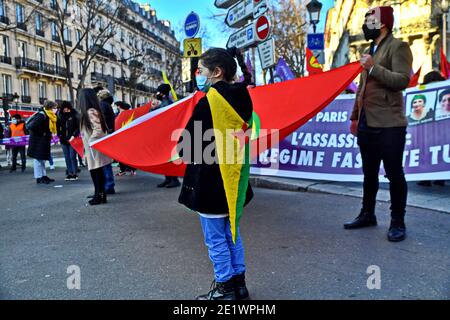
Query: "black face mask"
362 24 381 41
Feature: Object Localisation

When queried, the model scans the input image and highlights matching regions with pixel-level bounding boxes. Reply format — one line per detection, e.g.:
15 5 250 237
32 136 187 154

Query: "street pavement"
0 164 449 300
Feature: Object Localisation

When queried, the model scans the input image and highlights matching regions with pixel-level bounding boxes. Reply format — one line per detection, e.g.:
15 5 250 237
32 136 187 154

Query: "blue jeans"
199 216 246 283
61 144 78 175
103 163 115 191
48 153 54 166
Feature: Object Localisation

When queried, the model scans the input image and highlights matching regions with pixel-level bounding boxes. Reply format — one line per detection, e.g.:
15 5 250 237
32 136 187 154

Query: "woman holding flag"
177 47 254 300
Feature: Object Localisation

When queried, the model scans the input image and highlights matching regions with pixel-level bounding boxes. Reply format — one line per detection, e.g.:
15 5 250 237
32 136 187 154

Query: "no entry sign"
255 15 270 41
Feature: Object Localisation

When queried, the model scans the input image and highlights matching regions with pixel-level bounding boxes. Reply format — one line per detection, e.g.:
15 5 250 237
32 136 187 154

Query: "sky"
138 0 334 48
137 0 335 83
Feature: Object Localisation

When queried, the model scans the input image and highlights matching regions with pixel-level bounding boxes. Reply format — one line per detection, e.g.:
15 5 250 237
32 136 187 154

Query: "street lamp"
12 92 19 114
442 0 449 56
306 0 323 34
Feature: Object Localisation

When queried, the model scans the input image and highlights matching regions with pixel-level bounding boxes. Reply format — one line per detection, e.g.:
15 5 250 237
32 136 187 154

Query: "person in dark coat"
57 101 80 181
154 83 181 188
95 88 116 194
177 47 254 300
27 100 58 184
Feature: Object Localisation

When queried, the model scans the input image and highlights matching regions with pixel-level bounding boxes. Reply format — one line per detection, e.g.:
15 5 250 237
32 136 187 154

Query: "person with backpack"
9 114 28 173
27 101 58 184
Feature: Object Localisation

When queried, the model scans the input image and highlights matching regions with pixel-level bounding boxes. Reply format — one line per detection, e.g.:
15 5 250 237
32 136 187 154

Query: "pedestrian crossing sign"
183 38 202 58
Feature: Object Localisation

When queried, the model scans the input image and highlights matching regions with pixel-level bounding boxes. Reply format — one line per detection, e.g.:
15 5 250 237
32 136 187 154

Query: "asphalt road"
0 167 449 300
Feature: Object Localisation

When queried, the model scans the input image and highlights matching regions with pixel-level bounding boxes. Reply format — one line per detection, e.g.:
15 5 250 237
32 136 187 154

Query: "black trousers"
90 167 106 196
119 162 134 172
11 146 26 170
357 127 407 221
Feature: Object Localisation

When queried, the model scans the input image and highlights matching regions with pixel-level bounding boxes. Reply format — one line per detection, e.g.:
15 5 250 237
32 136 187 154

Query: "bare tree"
0 0 44 32
270 0 308 77
47 0 123 104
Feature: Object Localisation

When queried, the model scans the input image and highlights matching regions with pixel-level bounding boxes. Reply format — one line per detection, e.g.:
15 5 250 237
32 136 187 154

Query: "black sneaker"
69 175 79 181
387 220 406 242
37 177 49 184
42 176 55 183
65 175 72 181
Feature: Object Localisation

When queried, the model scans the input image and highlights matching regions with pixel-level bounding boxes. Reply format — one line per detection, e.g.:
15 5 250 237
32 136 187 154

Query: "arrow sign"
253 0 268 18
226 15 271 49
226 22 255 49
215 0 240 9
225 0 253 28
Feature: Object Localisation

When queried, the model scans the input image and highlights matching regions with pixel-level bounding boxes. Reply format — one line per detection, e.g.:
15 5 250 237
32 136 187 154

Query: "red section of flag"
306 47 323 75
408 66 422 88
440 48 450 79
69 136 84 159
92 62 363 177
115 103 152 130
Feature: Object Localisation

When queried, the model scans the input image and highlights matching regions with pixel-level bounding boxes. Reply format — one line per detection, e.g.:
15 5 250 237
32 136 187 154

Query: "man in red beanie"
345 6 413 242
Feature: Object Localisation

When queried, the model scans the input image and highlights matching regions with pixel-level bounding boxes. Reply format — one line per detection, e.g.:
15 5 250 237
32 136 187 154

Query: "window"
16 4 24 23
38 81 46 98
37 47 45 65
1 35 9 57
0 0 5 17
2 74 12 95
101 64 104 76
52 22 58 38
110 43 114 54
35 13 43 31
18 41 27 59
21 78 29 96
92 61 97 73
55 84 62 100
78 59 83 75
76 29 82 42
111 67 115 79
64 27 71 41
54 52 60 67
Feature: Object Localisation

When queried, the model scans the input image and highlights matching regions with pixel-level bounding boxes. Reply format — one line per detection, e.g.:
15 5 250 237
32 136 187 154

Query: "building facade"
324 0 441 83
0 0 181 118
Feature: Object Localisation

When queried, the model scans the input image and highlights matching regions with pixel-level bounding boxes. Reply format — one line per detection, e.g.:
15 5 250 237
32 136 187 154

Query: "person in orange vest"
9 114 28 172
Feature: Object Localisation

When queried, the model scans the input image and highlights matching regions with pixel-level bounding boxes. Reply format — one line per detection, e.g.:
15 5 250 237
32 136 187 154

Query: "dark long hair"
200 47 253 85
78 88 108 133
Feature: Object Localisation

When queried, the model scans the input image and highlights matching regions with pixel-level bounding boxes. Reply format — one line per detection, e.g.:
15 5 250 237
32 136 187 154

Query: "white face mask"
12 119 18 124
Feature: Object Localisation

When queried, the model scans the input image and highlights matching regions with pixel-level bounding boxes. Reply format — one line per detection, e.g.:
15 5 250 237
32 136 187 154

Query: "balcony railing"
146 49 162 60
21 96 31 103
0 15 10 25
149 67 162 77
15 57 69 78
39 97 47 105
0 56 12 64
52 35 60 42
129 60 144 69
2 93 14 101
76 44 83 51
64 40 72 47
91 72 109 83
93 45 117 61
36 29 45 37
17 22 27 31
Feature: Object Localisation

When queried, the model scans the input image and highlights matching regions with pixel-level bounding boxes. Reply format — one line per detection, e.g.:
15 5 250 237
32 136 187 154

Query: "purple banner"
1 135 60 147
251 80 450 182
274 58 295 82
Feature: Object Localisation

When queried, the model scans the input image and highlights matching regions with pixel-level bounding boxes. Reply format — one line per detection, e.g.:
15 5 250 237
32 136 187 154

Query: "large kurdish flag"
207 87 252 243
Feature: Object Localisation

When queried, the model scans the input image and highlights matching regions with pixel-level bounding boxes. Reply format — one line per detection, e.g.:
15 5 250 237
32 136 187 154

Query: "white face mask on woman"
12 119 18 124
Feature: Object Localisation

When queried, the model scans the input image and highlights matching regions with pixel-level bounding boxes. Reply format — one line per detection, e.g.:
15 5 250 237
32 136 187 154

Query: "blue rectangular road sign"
307 33 324 50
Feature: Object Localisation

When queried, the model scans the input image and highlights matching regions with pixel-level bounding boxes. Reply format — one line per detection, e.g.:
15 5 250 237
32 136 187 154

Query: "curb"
250 176 450 214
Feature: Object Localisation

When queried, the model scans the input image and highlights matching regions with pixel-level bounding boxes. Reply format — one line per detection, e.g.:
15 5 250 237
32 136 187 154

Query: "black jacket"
26 109 51 160
57 110 80 145
100 100 115 134
178 81 254 214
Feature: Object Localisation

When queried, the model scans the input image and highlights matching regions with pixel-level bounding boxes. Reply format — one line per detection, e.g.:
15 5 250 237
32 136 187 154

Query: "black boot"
88 193 105 206
166 177 181 188
157 177 170 188
196 279 236 300
344 210 377 229
387 219 406 242
42 176 55 183
233 273 249 300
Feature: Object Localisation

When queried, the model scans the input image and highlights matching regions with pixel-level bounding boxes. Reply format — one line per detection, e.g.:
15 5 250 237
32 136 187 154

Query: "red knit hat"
366 6 394 31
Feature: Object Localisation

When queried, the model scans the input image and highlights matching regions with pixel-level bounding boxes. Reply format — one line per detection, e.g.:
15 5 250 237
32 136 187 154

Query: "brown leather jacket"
350 33 413 128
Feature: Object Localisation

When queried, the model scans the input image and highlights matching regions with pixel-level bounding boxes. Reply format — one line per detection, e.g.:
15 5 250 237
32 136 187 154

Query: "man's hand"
350 120 358 136
360 54 375 71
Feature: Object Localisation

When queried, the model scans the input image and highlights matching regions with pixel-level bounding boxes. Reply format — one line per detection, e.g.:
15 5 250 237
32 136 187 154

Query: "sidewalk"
1 146 448 214
250 175 450 214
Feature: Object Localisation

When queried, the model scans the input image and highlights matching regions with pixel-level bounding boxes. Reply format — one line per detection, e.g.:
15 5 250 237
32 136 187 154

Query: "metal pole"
269 67 274 84
444 13 447 56
251 47 256 84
